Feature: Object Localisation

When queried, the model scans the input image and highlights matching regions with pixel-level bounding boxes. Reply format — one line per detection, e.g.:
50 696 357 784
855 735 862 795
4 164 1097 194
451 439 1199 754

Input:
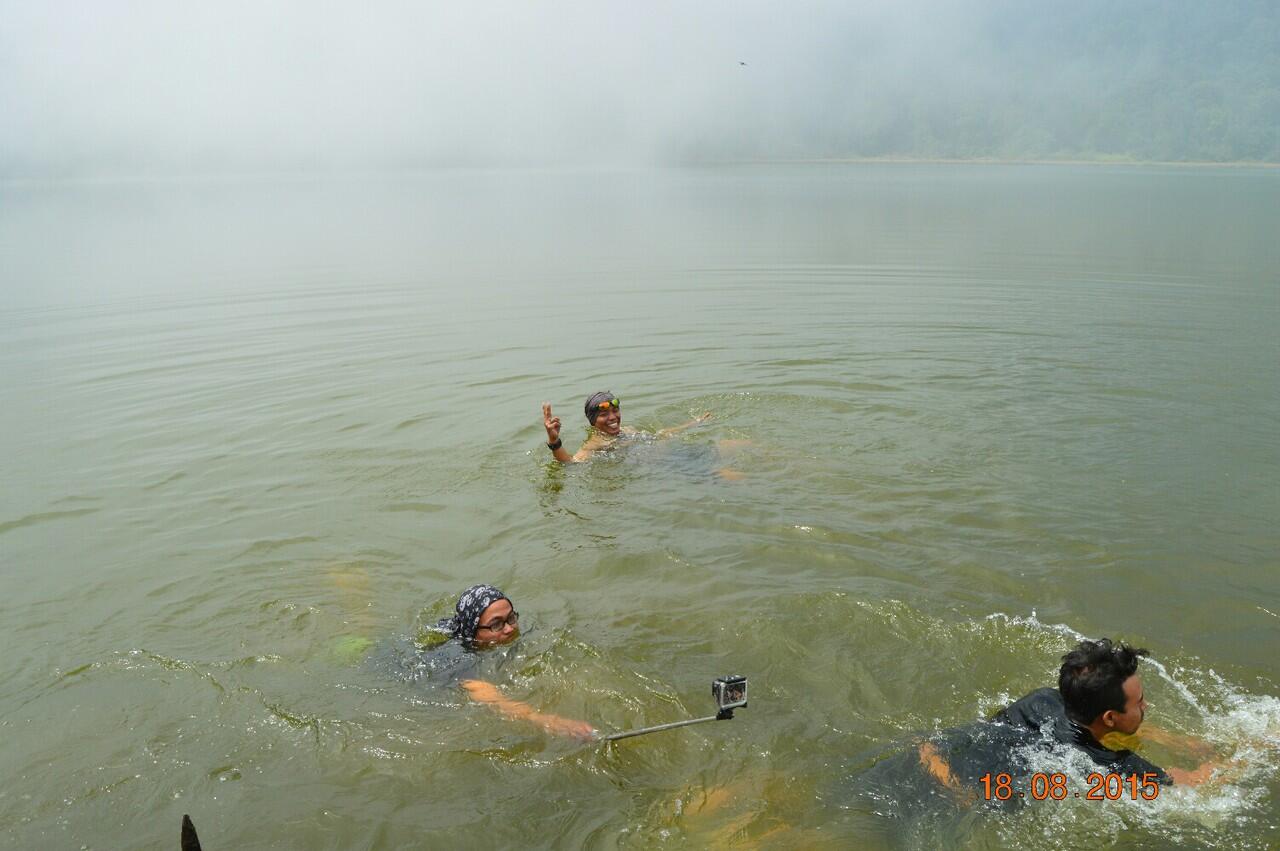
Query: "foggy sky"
1 1 1272 176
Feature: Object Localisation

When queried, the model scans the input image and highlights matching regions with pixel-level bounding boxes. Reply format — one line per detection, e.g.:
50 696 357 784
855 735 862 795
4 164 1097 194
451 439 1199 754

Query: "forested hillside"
911 1 1280 161
681 0 1280 164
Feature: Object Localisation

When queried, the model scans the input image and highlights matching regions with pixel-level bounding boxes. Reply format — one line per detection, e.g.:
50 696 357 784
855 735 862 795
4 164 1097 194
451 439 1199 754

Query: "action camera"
712 675 748 718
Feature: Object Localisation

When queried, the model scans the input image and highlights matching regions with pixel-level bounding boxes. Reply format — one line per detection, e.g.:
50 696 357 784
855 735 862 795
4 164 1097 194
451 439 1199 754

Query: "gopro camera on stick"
604 675 751 742
712 675 748 718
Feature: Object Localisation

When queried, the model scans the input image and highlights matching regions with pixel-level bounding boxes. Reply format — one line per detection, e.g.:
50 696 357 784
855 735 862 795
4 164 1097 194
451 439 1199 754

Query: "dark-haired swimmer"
918 638 1224 799
542 391 714 464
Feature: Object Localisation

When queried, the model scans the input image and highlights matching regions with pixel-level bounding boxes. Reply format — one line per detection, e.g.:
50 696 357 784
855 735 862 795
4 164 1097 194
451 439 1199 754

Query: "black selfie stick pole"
603 707 736 742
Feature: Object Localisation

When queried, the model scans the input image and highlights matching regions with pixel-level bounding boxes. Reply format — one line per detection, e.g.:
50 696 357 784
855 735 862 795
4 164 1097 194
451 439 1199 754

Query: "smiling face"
592 402 622 436
472 598 519 646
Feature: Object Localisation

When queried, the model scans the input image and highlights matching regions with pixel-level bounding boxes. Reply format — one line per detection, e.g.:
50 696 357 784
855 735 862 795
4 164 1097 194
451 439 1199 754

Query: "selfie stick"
603 708 737 743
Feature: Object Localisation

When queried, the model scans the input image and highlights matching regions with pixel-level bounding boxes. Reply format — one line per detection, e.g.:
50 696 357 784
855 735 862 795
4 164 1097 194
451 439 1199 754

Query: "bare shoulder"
572 433 608 461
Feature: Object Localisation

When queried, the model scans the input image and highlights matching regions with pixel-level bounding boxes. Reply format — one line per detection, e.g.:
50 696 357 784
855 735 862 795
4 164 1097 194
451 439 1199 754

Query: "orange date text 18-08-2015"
979 772 1161 801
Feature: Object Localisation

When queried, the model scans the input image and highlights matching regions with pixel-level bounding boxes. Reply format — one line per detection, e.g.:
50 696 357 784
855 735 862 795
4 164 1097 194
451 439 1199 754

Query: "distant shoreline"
725 157 1280 169
3 158 1278 186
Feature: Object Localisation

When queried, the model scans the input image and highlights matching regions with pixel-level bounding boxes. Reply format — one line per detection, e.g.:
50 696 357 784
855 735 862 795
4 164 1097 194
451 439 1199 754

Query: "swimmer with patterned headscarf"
541 390 713 463
439 583 519 647
335 579 596 740
438 584 595 740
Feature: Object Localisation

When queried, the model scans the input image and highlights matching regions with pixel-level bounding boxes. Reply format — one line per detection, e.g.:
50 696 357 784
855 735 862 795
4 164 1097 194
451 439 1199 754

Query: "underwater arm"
461 679 597 740
1160 749 1251 787
1139 725 1216 760
1165 761 1222 786
656 412 712 438
1139 725 1227 784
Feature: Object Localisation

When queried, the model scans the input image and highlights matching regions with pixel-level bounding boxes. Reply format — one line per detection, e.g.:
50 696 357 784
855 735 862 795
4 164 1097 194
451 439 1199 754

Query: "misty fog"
1 0 1276 177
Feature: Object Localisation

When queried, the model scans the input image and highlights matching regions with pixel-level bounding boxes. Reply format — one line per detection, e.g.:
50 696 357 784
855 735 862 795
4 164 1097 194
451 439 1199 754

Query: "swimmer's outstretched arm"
656 412 712 438
1138 725 1216 759
461 678 597 740
1137 725 1228 785
1165 759 1231 786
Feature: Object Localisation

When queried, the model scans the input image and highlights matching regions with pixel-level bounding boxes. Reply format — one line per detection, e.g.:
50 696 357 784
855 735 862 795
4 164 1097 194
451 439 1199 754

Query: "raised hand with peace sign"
541 401 574 462
541 391 718 465
542 402 561 444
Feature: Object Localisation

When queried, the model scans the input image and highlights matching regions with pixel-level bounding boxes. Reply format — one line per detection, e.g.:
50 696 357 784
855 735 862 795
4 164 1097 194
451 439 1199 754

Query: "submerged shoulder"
1026 687 1064 706
994 688 1064 726
1016 687 1063 708
574 432 616 458
367 633 477 684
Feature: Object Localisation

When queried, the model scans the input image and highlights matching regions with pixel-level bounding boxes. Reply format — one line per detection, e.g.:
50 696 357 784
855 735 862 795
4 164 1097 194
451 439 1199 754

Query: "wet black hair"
1058 638 1149 724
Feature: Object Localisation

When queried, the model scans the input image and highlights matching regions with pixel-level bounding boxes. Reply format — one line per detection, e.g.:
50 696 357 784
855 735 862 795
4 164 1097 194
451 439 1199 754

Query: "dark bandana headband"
439 584 509 644
584 390 616 424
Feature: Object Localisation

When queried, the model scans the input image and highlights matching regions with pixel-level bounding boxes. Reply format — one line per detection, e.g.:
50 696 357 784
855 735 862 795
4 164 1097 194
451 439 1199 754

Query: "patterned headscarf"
438 584 509 645
584 390 617 424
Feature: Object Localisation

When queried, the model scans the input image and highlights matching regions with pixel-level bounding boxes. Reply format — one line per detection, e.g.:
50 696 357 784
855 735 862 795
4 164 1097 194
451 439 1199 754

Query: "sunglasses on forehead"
594 398 620 411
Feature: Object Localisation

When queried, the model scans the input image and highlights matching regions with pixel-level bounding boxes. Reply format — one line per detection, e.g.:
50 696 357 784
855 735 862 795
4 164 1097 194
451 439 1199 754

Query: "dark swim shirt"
363 633 482 687
918 687 1173 800
992 688 1172 784
846 687 1172 819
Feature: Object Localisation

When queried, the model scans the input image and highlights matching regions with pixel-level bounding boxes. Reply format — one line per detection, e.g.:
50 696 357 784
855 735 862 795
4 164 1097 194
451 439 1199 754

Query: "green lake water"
1 164 1277 848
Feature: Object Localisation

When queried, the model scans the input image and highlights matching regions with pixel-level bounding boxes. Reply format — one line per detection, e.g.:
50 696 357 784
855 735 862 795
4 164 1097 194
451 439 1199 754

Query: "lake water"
1 164 1277 849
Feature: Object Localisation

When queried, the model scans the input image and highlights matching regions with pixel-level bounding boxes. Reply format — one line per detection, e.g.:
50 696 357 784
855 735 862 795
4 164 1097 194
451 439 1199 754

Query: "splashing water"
976 611 1280 848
